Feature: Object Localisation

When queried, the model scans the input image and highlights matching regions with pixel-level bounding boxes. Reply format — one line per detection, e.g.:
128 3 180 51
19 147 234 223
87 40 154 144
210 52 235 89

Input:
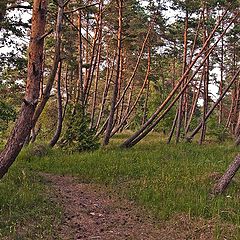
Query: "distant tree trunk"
175 9 188 143
121 10 233 148
84 24 100 106
142 77 150 125
90 2 103 129
212 155 240 195
111 46 151 136
184 74 203 135
0 0 47 178
167 111 178 144
235 112 240 142
218 14 224 125
75 10 84 111
97 25 151 137
103 0 123 146
199 8 209 145
187 68 240 141
114 25 152 112
49 60 63 147
95 50 116 132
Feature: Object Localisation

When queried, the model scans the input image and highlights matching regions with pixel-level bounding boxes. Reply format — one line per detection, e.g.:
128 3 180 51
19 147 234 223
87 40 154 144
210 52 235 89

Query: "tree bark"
212 154 240 195
0 0 47 178
175 9 188 143
103 0 123 146
49 61 63 147
31 0 64 128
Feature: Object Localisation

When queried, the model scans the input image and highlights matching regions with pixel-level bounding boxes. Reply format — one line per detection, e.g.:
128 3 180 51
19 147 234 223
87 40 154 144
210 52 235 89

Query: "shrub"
60 105 100 152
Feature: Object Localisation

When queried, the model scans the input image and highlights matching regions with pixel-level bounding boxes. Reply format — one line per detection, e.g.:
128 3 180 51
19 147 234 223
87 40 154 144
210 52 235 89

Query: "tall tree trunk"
218 14 224 125
199 8 210 145
75 10 84 111
95 50 116 133
97 25 152 137
0 0 47 178
103 0 123 146
49 60 63 147
111 47 151 136
31 0 64 128
90 2 103 129
175 9 188 143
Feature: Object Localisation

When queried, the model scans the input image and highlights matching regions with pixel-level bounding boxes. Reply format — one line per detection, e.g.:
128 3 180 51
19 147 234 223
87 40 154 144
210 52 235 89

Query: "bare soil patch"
42 173 237 240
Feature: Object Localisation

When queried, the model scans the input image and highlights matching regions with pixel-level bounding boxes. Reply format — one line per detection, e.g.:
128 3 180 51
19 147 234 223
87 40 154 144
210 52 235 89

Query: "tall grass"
0 148 61 239
27 134 240 225
1 133 240 238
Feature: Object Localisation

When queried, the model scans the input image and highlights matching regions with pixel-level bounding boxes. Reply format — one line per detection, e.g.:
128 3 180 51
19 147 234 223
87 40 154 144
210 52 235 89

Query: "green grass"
1 133 240 238
27 135 240 224
0 149 61 239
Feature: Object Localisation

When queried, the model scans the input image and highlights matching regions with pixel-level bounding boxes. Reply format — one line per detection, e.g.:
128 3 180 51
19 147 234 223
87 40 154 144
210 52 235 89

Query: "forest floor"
42 173 234 240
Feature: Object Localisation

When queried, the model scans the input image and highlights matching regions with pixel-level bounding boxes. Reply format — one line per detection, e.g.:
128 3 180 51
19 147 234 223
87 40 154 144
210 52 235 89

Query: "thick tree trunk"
31 0 63 128
0 0 47 178
212 155 240 195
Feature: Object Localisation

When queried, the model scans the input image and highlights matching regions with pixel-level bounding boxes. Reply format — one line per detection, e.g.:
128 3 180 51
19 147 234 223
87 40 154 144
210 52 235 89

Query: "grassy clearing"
0 149 61 239
1 133 240 238
26 134 240 230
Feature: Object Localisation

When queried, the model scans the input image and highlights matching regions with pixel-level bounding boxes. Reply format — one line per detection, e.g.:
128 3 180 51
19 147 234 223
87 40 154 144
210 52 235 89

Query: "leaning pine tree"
0 0 48 178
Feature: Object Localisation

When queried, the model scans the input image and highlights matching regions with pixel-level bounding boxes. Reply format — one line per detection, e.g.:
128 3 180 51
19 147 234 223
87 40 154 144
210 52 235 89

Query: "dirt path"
42 174 236 240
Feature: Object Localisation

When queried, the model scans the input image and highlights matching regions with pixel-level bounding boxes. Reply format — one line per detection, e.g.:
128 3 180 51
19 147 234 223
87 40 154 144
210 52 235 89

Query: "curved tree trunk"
121 11 235 148
187 68 240 141
0 0 47 178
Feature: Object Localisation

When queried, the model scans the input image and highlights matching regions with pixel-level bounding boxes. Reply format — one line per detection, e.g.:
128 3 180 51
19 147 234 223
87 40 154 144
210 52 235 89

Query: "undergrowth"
0 148 61 239
1 134 240 238
27 135 240 229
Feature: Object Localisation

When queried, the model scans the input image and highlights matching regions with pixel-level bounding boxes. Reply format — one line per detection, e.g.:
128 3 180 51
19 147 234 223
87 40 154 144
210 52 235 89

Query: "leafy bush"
207 116 231 142
60 105 100 152
0 100 16 132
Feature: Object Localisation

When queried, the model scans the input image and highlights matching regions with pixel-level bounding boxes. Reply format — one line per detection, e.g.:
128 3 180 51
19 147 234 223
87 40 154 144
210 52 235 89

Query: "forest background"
0 0 240 238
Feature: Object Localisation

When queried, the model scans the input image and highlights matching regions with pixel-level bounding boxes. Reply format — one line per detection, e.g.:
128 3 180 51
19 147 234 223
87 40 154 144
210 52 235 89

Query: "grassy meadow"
0 133 240 238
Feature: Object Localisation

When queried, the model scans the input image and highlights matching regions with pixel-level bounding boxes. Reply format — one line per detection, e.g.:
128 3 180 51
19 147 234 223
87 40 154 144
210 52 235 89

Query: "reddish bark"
121 10 236 148
0 0 47 178
212 155 240 195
